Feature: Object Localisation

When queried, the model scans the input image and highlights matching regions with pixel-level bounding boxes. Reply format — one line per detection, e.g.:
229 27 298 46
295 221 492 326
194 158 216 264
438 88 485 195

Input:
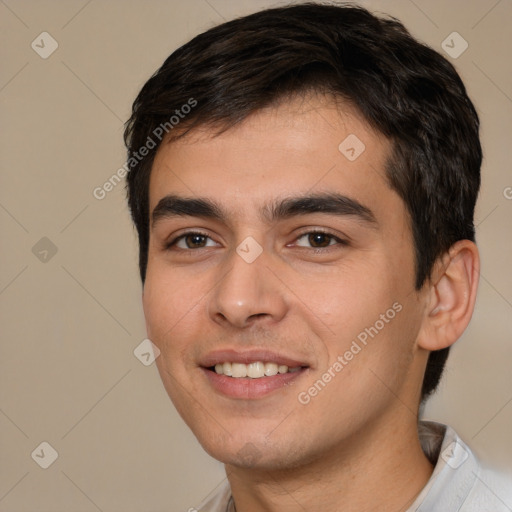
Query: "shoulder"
413 421 512 512
461 466 512 512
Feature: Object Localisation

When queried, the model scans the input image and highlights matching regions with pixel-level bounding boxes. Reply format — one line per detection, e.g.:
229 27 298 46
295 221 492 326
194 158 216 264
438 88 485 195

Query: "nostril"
248 313 268 321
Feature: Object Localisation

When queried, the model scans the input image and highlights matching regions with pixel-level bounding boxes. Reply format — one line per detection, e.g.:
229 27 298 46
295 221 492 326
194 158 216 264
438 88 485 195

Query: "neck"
225 415 433 512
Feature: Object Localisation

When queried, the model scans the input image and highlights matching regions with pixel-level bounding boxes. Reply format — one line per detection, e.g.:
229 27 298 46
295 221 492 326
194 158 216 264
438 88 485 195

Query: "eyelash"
165 230 348 251
293 230 348 249
165 230 212 251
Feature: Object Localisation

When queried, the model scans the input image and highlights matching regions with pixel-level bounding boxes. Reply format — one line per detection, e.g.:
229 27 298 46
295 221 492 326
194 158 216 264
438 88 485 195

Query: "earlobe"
418 240 480 351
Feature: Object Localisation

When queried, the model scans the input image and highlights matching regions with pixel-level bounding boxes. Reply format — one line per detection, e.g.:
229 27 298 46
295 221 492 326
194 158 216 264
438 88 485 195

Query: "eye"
295 231 345 248
170 232 218 249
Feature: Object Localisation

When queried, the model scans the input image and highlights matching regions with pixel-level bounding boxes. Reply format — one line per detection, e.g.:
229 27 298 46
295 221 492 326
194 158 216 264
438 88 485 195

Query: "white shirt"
195 421 512 511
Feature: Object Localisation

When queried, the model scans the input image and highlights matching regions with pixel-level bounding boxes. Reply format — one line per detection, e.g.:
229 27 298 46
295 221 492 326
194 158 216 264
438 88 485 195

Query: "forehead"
148 95 402 225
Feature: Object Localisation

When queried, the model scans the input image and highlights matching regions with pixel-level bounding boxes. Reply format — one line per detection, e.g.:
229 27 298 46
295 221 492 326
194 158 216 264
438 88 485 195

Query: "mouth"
210 361 304 378
200 350 310 399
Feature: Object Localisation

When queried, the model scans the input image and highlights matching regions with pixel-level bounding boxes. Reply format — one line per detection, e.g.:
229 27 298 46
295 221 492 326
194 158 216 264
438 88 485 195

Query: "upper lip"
199 349 310 368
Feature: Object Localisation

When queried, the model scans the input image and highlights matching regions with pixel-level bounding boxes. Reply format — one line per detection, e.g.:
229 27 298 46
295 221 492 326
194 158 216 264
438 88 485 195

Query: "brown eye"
185 234 208 248
295 232 340 248
170 232 217 250
308 233 333 248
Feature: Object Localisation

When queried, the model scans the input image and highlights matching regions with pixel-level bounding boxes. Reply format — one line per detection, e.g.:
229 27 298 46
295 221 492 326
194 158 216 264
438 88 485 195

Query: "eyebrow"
151 193 377 228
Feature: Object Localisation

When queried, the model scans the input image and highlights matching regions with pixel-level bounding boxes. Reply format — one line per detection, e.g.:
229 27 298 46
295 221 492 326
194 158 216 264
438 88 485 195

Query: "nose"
207 245 288 329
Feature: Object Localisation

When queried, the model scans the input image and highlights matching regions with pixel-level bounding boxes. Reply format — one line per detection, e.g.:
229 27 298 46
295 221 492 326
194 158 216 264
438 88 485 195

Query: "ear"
417 240 480 351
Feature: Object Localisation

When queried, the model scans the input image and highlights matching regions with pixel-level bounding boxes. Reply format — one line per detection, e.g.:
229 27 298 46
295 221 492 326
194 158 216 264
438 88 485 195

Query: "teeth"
222 362 232 376
213 361 302 378
247 362 265 378
231 362 247 378
264 363 278 376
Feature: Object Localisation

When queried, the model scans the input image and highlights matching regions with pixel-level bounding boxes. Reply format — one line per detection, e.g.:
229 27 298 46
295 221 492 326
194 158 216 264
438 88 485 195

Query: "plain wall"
1 0 511 510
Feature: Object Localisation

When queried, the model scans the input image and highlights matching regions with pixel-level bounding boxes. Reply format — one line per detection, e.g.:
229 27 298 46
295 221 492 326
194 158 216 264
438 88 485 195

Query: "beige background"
1 0 511 510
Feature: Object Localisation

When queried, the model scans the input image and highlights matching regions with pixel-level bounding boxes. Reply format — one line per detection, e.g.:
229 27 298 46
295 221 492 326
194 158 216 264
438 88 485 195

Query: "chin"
195 428 313 471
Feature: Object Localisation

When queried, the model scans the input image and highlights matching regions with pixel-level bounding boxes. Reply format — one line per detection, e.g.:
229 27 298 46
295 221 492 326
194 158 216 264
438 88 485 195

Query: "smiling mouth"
209 362 306 379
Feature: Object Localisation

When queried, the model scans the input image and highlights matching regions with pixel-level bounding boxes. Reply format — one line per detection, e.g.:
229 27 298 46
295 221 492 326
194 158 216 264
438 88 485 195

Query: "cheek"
292 259 393 338
142 261 204 349
297 261 415 379
142 263 206 404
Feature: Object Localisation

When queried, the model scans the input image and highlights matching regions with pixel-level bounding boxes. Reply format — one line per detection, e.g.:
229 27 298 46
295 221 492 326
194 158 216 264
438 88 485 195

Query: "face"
143 95 429 470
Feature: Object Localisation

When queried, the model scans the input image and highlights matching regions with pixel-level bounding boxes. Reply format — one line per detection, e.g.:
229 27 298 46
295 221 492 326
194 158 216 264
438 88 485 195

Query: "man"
124 3 511 511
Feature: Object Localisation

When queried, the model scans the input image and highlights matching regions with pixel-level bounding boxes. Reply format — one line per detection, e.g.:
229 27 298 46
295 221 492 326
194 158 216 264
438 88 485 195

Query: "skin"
142 94 479 511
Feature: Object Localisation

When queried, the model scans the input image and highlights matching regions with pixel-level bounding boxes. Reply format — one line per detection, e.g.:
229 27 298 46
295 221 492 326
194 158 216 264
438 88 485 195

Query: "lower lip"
202 367 307 399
